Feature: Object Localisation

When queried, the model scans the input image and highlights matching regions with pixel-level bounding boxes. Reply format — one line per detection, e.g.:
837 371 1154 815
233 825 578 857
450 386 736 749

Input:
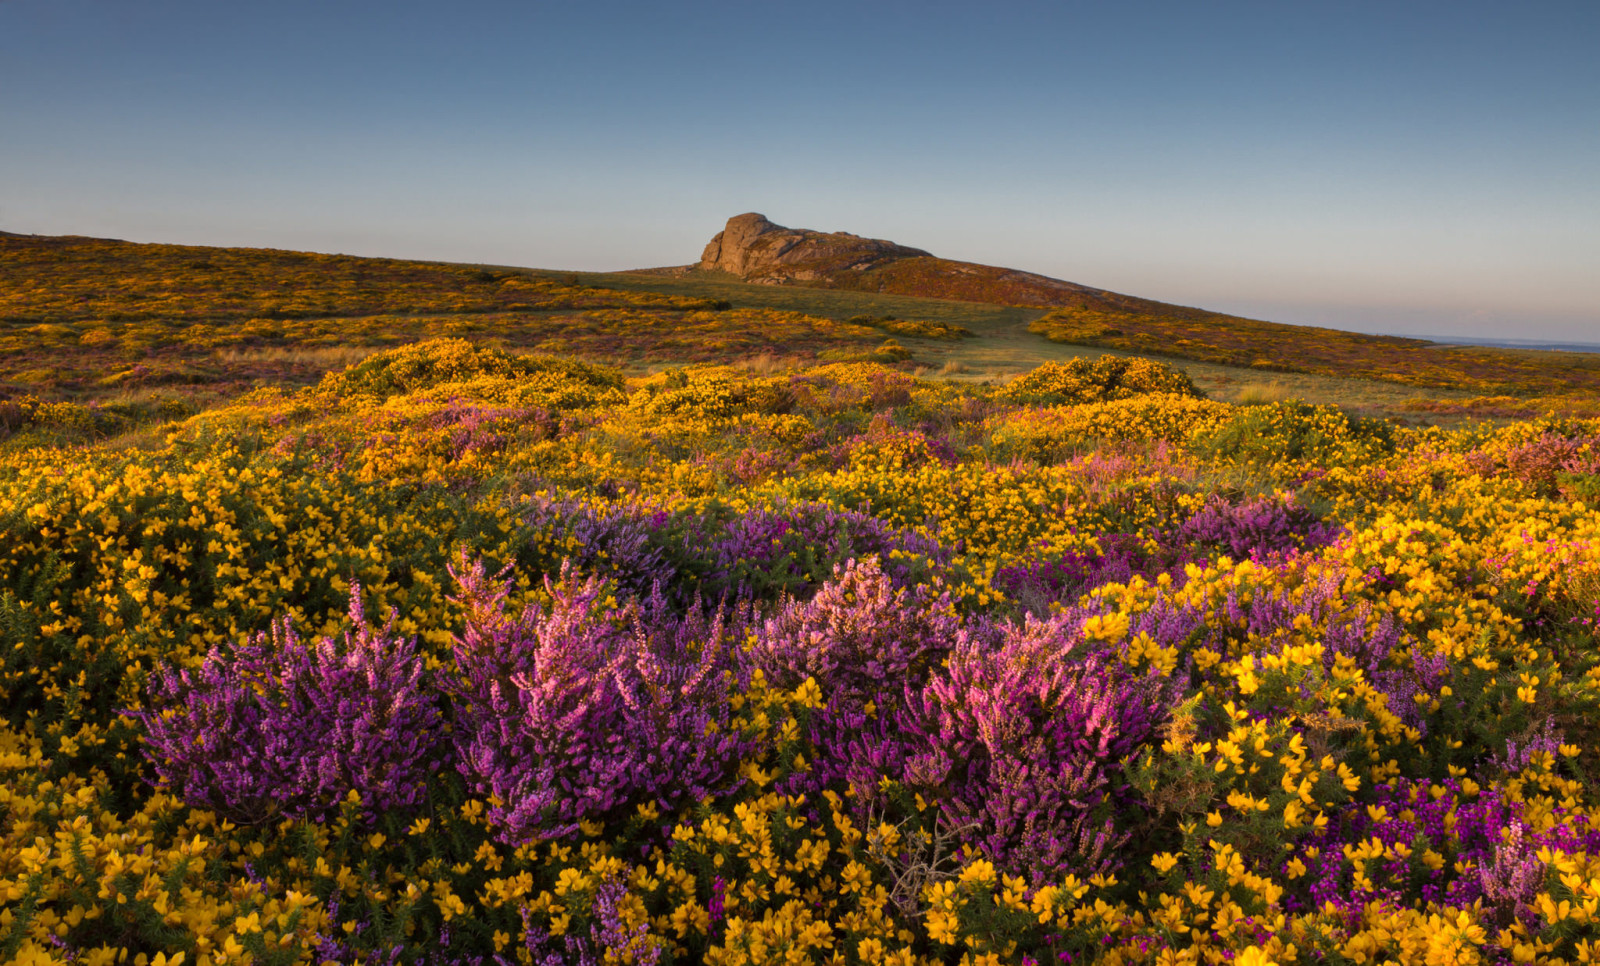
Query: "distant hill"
4 225 1597 402
696 213 1600 394
0 232 886 399
700 212 1241 317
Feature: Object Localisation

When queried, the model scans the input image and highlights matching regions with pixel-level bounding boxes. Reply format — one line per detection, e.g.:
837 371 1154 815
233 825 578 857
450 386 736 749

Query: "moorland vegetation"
2 233 1600 965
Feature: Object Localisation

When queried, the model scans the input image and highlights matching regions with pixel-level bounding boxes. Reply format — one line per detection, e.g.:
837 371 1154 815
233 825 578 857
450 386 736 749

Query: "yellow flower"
1234 947 1277 966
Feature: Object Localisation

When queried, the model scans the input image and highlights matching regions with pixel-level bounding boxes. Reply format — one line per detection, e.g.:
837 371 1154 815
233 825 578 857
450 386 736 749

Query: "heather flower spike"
133 583 446 823
446 555 752 844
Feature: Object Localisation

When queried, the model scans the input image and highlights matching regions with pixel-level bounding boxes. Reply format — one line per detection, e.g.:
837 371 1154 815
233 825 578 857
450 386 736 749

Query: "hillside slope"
698 212 1298 316
696 213 1600 396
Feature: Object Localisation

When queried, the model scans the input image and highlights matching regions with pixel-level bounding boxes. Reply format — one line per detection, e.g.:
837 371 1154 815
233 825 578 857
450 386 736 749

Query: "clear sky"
3 0 1596 341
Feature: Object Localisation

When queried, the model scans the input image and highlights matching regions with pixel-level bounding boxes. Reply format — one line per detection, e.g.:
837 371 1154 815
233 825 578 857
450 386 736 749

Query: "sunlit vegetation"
0 236 894 400
1030 306 1600 396
4 236 1600 964
3 330 1600 964
847 315 973 340
0 235 718 323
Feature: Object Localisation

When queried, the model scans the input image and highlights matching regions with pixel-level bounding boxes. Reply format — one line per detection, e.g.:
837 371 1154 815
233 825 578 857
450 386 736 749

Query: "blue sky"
3 0 1596 340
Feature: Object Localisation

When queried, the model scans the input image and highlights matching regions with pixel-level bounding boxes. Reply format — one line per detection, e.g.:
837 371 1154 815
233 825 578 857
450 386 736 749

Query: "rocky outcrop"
695 212 1120 308
699 213 931 283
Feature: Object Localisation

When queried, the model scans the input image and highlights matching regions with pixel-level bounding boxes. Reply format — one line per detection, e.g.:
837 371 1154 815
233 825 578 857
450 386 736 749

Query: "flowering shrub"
699 500 946 601
1001 355 1202 404
751 556 958 709
993 535 1201 612
317 338 625 403
1197 399 1398 467
133 586 444 823
1466 430 1600 498
1174 492 1341 561
902 615 1176 880
446 558 752 844
523 493 678 596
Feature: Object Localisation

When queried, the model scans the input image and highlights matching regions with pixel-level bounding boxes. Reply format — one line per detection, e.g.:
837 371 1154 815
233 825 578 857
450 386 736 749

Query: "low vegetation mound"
847 314 972 340
1002 356 1203 404
315 338 622 401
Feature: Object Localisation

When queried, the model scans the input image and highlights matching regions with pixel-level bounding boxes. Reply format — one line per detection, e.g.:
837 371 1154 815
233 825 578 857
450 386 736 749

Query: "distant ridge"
1418 336 1600 355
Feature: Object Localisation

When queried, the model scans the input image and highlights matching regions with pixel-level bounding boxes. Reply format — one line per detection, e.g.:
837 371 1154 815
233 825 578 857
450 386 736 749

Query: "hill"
695 213 1600 397
700 211 1109 306
3 225 1597 412
0 233 893 399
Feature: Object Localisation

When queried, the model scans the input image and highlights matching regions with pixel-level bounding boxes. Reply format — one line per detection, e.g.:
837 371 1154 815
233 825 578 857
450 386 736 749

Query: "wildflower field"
5 242 1600 966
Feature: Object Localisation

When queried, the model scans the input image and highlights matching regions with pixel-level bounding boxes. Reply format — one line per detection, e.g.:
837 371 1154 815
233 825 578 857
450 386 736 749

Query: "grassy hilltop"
2 227 1600 964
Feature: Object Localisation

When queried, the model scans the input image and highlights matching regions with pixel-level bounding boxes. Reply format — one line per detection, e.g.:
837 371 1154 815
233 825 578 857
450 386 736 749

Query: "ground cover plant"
4 240 1600 965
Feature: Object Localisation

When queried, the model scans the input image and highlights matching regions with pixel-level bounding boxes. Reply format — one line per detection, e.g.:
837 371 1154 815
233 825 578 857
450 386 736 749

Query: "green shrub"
848 315 973 340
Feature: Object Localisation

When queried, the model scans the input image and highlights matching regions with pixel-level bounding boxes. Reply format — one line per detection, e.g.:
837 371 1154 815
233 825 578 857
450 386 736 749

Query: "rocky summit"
697 212 1122 308
699 213 932 283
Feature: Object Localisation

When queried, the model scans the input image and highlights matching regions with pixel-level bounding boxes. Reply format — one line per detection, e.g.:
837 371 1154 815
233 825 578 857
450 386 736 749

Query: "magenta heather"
445 557 751 844
900 613 1175 880
1174 493 1339 562
133 586 445 824
750 555 959 709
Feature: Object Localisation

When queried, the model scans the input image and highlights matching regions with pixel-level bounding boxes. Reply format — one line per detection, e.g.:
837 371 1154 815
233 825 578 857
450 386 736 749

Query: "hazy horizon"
3 1 1596 342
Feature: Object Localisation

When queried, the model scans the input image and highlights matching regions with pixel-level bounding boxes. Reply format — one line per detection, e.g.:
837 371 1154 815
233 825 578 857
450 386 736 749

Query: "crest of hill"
699 212 1204 315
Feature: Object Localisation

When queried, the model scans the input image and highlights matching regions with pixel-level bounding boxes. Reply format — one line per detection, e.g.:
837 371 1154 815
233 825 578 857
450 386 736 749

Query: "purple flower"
900 613 1176 880
1173 494 1339 562
133 585 445 823
446 556 751 844
523 494 677 598
750 556 959 709
701 500 947 602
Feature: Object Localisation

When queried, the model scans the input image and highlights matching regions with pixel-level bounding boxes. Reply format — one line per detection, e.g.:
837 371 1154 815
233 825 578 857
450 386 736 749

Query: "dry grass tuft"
215 345 379 368
1235 381 1291 406
732 352 794 376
